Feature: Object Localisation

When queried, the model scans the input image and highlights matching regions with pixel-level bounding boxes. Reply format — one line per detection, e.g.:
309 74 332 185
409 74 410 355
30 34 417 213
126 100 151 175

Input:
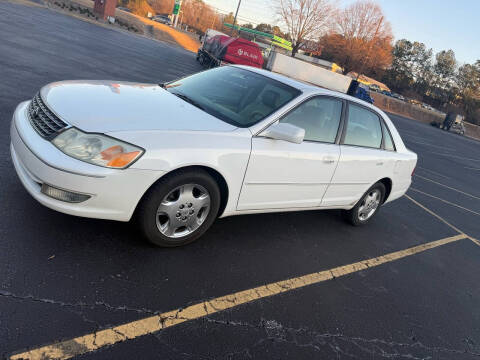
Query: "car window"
279 97 342 143
344 104 382 148
381 121 396 151
165 67 301 128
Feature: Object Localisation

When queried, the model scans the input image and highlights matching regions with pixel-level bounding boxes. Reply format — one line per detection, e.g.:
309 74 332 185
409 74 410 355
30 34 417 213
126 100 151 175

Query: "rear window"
165 66 301 128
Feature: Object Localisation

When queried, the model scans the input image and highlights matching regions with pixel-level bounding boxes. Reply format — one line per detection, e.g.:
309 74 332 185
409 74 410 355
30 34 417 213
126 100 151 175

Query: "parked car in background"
10 66 416 247
199 28 227 45
197 35 264 69
442 112 465 135
152 15 172 26
368 84 382 92
408 99 422 106
421 103 435 111
354 84 374 104
116 6 131 12
381 90 392 96
391 93 405 101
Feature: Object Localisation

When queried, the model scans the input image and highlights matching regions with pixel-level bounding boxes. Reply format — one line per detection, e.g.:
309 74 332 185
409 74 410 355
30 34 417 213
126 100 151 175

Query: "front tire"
342 182 385 226
136 169 221 247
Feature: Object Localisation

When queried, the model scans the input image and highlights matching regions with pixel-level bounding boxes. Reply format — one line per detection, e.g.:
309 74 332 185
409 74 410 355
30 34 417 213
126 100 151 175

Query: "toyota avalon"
10 66 417 247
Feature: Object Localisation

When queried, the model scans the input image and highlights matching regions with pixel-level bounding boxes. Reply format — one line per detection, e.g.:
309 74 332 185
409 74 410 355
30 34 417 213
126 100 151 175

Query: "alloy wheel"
358 189 381 221
156 184 211 238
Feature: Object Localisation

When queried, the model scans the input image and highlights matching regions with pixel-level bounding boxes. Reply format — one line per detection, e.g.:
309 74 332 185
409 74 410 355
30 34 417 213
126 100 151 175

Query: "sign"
173 0 181 15
272 41 292 51
273 35 291 47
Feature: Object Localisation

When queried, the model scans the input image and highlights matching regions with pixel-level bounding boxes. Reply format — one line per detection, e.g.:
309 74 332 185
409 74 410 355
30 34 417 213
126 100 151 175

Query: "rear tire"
342 182 386 226
136 169 221 247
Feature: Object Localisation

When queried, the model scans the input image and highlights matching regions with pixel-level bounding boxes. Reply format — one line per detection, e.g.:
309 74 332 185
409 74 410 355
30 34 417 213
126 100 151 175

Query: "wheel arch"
136 165 230 218
378 177 392 203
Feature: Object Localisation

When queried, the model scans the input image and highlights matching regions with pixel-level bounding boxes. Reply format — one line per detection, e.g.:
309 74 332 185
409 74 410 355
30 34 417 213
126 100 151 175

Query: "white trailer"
266 52 353 94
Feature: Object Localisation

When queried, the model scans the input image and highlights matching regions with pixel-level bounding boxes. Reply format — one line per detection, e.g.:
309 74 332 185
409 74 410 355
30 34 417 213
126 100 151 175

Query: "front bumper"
10 101 165 221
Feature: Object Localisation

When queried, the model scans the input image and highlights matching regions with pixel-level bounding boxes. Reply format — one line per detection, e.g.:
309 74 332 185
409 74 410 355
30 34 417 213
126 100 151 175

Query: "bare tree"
320 0 392 75
276 0 335 57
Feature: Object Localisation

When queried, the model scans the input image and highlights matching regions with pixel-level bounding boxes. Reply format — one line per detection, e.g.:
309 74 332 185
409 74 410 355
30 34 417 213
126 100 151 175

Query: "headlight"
52 128 144 169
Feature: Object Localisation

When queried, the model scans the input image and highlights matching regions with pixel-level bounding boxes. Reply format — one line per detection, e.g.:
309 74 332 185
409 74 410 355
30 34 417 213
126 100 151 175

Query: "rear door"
322 102 396 206
237 96 344 210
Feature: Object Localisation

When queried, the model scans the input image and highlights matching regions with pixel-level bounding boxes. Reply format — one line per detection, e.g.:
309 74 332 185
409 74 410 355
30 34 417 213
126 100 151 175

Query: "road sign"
173 0 181 15
273 35 291 47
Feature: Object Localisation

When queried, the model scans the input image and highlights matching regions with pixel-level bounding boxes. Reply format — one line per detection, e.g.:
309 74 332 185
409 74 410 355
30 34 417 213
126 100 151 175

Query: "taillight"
411 166 416 177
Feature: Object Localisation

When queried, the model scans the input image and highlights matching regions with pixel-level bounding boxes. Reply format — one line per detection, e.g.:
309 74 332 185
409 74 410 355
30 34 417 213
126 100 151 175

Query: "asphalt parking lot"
1 1 480 359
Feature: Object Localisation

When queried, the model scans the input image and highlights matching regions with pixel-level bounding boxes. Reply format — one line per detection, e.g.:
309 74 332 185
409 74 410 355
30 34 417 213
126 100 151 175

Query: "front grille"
27 93 68 138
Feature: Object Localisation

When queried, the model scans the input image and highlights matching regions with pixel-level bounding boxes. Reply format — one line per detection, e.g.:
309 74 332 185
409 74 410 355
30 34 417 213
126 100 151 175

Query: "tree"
179 0 222 33
255 23 273 33
320 0 393 75
276 0 335 57
431 50 457 104
147 0 174 14
457 61 480 124
383 39 433 95
122 0 155 16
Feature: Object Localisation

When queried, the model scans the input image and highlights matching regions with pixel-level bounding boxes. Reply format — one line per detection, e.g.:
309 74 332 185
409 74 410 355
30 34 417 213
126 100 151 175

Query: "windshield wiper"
172 92 205 111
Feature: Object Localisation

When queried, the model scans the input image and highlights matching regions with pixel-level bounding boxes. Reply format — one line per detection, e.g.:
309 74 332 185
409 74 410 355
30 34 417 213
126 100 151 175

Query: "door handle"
323 156 336 164
376 162 384 166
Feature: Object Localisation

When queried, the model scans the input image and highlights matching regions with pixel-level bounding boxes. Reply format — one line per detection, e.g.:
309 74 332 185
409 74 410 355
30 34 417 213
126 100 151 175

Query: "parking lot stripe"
409 188 480 217
429 152 480 162
414 174 480 200
406 194 479 248
417 166 451 179
405 194 466 234
10 233 468 360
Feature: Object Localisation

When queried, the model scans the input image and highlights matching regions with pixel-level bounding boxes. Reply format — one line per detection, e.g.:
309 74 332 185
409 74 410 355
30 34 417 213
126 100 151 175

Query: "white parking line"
409 188 480 217
427 152 480 162
414 174 480 200
416 166 451 180
404 194 465 234
405 138 454 150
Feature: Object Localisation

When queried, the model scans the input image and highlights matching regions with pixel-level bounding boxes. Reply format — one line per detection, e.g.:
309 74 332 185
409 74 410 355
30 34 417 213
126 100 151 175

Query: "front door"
237 96 344 210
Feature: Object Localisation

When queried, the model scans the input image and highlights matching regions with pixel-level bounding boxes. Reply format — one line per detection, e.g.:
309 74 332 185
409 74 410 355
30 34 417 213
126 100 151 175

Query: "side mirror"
261 123 305 144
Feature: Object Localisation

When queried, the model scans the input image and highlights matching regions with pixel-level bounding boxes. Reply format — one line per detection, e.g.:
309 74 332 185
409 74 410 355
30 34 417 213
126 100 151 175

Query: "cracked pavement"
1 1 480 359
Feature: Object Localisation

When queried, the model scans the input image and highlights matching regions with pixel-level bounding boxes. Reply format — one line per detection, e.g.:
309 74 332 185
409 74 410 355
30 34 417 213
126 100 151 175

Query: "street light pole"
231 0 242 36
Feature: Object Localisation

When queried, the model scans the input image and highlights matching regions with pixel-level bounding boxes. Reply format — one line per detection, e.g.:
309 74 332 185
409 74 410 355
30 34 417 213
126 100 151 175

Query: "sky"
203 0 480 65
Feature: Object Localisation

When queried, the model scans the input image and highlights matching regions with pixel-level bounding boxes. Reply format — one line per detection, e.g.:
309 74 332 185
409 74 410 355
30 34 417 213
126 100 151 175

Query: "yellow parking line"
10 233 468 360
414 174 480 200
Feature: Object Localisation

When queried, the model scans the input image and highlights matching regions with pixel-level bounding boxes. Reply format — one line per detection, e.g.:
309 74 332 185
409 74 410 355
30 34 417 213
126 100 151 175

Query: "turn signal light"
107 151 142 168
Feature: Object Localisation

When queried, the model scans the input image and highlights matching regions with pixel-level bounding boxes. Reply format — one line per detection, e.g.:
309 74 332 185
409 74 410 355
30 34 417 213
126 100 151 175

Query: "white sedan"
10 66 417 247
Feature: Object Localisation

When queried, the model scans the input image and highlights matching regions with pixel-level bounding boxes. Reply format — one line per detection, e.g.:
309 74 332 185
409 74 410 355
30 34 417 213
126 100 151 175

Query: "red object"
205 35 264 68
93 0 116 20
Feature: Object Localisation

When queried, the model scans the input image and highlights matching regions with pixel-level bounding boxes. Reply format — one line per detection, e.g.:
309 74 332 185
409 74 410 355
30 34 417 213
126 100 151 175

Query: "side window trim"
271 94 346 145
340 101 384 150
380 119 397 152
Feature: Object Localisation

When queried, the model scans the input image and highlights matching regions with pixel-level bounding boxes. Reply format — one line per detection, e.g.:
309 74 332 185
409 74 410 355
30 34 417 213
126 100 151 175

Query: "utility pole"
231 0 242 36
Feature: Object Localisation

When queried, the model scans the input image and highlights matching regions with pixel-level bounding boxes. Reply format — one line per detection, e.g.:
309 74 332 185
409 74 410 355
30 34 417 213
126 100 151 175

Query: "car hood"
40 80 237 133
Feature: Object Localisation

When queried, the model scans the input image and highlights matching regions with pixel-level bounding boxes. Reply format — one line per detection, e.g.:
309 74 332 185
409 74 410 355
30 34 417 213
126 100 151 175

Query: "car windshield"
164 66 302 128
